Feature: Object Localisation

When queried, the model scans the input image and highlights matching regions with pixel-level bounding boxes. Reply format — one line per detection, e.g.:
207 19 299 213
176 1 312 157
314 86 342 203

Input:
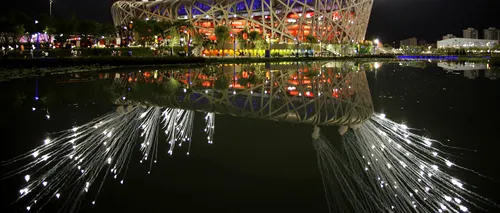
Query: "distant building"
483 27 500 40
400 37 418 47
437 38 498 49
485 70 498 80
438 62 487 71
463 28 479 39
464 70 479 79
443 34 456 40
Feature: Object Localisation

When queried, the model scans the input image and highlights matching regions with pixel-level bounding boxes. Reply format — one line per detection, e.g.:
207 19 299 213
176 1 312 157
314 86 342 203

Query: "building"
485 70 499 80
443 34 456 40
111 0 374 44
438 62 487 71
483 27 500 40
400 37 418 47
463 28 479 39
437 38 498 49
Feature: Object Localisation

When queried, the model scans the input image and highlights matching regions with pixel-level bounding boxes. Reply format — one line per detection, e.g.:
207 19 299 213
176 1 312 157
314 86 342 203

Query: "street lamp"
294 38 299 57
318 39 322 57
268 34 271 58
35 20 40 52
373 38 379 55
49 0 54 16
231 34 236 58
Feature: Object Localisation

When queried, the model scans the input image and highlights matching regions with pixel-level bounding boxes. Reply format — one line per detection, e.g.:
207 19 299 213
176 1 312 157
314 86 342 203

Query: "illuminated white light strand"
2 105 214 213
339 113 495 213
205 112 215 145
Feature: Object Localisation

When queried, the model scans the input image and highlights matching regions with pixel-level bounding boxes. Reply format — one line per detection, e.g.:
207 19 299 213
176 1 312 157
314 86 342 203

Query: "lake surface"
0 60 499 213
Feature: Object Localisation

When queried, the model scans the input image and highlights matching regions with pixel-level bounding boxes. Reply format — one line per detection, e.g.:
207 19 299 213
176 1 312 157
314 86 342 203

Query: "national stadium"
111 0 374 55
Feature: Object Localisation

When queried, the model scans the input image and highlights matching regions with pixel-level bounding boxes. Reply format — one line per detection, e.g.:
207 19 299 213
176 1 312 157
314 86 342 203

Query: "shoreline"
0 55 497 82
0 55 396 69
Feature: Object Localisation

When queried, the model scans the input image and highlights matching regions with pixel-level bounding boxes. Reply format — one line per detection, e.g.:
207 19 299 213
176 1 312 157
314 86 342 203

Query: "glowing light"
445 160 453 167
424 138 432 146
20 188 28 195
24 175 30 182
451 179 463 188
43 181 47 186
44 138 51 144
32 151 39 158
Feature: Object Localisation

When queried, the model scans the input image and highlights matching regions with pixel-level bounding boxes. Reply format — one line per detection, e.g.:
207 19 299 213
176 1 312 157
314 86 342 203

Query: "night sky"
4 0 500 43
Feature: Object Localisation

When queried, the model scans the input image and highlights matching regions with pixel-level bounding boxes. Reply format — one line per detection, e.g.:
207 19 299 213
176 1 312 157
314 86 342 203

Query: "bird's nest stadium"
111 0 374 44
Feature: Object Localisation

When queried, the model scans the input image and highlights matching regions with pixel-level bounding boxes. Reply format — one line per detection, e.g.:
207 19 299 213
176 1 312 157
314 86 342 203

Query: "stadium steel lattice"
113 62 374 126
111 0 374 43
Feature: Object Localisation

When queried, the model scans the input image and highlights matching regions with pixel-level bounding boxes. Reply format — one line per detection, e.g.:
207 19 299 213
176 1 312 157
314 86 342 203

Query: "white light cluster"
5 105 216 212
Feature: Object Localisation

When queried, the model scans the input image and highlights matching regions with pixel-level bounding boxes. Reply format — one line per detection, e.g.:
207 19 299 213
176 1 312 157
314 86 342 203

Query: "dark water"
0 61 499 213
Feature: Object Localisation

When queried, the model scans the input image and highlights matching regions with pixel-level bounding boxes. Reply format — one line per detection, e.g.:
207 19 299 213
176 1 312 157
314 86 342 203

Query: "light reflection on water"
0 60 499 213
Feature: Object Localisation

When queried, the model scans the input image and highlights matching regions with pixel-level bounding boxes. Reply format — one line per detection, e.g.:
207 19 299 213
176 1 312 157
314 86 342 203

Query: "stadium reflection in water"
2 61 495 213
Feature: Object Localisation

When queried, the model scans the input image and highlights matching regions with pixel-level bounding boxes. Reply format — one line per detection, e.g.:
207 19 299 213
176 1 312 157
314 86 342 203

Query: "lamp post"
319 40 321 57
49 0 53 16
373 38 379 55
295 38 299 58
268 34 271 58
35 20 40 53
233 35 236 58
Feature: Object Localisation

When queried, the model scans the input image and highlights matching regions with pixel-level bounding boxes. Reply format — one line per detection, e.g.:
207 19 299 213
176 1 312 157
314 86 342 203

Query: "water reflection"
1 61 495 213
37 62 375 126
112 63 373 126
438 61 498 80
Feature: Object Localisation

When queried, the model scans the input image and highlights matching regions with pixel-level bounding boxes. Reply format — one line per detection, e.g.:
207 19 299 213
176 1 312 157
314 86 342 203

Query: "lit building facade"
111 0 374 44
437 38 498 49
483 27 500 40
463 28 479 39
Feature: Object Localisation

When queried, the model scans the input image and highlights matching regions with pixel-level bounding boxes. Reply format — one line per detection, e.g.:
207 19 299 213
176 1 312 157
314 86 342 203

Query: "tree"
0 14 26 49
248 30 261 49
54 16 78 47
237 28 249 50
77 20 99 46
44 25 57 47
154 20 172 47
214 25 230 56
215 74 230 90
130 17 154 46
98 23 117 47
305 35 317 51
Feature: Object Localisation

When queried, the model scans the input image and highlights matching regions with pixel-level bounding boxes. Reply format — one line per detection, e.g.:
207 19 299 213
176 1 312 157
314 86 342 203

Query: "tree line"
0 13 116 49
